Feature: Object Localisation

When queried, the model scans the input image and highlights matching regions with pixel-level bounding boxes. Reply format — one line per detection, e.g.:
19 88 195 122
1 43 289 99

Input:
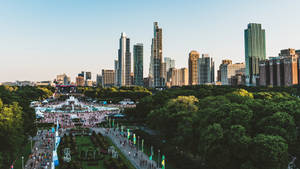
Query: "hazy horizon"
1 0 300 82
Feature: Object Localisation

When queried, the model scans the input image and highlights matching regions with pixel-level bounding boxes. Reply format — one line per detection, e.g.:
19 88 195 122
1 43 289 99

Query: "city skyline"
1 0 300 82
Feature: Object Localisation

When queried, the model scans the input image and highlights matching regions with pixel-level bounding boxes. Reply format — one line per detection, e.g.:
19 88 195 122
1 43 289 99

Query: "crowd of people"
99 128 161 169
38 110 113 129
25 130 55 169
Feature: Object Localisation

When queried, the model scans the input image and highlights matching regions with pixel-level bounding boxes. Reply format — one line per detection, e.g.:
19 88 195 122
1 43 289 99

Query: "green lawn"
75 136 106 169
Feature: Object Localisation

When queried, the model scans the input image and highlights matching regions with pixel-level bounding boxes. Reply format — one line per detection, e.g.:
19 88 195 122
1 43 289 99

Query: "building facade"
259 48 299 86
188 50 199 85
117 32 131 86
164 57 175 73
96 74 103 87
76 76 84 86
245 23 266 86
219 60 245 85
151 22 164 87
56 74 70 85
133 43 144 86
198 54 215 84
166 68 188 87
85 72 91 80
102 69 115 87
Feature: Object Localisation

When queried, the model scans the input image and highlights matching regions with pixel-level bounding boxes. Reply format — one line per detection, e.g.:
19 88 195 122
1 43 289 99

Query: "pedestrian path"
93 128 161 169
25 130 55 169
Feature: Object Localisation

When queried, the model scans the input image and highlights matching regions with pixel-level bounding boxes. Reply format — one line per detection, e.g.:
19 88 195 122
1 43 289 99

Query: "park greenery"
126 85 300 169
58 131 131 169
78 86 152 103
0 85 54 168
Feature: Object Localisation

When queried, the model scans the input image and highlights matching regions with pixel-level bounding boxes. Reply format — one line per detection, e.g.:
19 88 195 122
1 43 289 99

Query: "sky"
1 0 300 82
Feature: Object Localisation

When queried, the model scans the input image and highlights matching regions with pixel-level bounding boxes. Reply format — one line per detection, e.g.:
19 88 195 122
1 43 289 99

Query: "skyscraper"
198 54 215 84
245 23 266 86
114 60 119 86
164 57 175 72
102 69 115 87
117 32 131 86
188 50 199 85
219 60 245 85
133 43 144 86
151 22 164 87
85 72 91 80
167 68 188 87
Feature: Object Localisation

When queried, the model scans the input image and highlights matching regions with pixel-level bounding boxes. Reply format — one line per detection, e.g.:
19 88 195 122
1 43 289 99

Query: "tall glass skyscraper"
198 54 215 84
151 22 164 87
117 32 131 86
244 23 266 86
133 43 144 86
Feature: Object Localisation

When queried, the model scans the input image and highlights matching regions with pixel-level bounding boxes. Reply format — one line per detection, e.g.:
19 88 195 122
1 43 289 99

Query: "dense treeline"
79 86 152 103
129 85 300 169
0 85 54 168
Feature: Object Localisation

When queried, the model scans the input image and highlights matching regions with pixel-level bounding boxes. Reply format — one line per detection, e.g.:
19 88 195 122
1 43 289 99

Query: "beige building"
167 68 188 87
56 73 71 85
219 60 245 85
188 50 199 85
85 80 93 87
102 69 115 87
76 76 85 86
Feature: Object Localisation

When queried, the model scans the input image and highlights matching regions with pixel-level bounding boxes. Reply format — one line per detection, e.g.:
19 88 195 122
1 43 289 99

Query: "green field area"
57 132 133 169
76 136 105 169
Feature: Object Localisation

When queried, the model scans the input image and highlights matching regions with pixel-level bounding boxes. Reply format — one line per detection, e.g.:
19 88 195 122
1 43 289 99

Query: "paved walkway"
92 128 161 169
25 130 55 169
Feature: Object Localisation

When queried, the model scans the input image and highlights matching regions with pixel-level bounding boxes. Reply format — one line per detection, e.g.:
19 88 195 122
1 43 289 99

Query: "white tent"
70 114 79 120
35 109 44 118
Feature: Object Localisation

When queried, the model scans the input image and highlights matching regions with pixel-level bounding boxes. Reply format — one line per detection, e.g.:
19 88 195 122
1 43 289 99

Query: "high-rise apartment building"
85 72 91 80
114 60 118 86
133 43 144 86
150 22 164 87
117 32 131 86
245 23 266 86
167 68 188 87
96 74 102 87
56 73 70 85
164 57 175 72
76 76 84 86
188 50 199 85
259 48 299 86
198 54 215 84
219 60 245 85
102 69 115 87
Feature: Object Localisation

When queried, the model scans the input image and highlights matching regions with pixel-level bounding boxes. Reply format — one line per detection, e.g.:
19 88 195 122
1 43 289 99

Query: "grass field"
75 136 106 169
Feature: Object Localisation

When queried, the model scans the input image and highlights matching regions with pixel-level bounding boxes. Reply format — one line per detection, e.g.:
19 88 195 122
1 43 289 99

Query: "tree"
251 134 288 169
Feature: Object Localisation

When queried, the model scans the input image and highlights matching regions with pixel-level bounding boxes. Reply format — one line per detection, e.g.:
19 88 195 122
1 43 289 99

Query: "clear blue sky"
0 0 300 82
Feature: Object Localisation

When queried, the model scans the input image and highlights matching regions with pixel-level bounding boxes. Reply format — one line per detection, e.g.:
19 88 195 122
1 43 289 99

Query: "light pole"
30 136 32 153
158 149 160 168
21 156 24 169
138 136 140 152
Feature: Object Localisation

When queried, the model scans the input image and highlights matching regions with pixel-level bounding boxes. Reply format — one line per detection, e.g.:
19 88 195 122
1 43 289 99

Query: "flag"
127 129 130 140
162 155 165 169
149 146 153 160
56 119 59 131
133 134 136 145
141 139 144 152
52 127 55 133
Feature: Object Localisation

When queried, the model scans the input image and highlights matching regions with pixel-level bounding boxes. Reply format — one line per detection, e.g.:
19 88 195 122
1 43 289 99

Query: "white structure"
117 32 131 86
